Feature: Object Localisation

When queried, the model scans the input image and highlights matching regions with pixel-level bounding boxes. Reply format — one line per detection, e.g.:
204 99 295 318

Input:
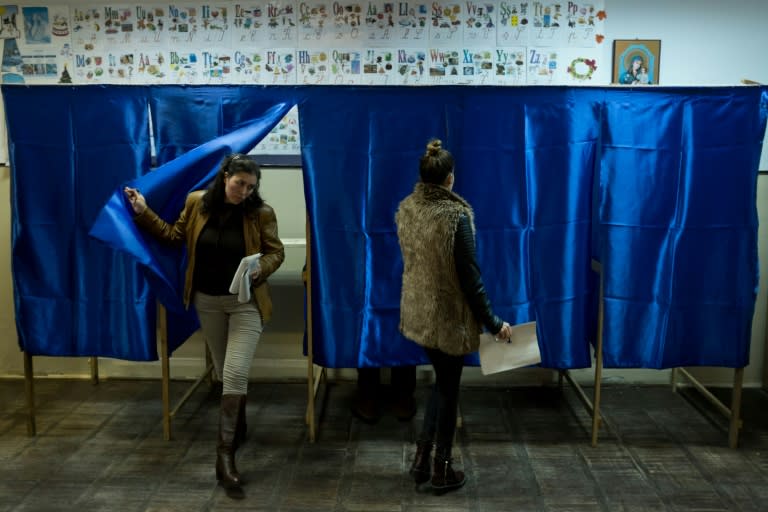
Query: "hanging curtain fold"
298 86 599 368
3 85 156 359
452 87 601 369
597 87 768 368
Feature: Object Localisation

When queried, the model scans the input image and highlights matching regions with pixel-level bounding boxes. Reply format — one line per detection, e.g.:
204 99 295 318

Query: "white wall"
605 0 768 168
1 0 767 387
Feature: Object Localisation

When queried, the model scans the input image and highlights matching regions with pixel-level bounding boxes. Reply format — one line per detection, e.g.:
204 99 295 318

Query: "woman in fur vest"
396 139 512 495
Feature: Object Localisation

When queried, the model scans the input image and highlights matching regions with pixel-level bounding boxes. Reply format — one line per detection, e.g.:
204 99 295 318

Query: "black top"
193 204 246 296
453 213 503 335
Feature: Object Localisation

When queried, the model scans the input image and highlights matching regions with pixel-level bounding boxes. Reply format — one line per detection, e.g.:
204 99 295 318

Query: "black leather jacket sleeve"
454 214 503 335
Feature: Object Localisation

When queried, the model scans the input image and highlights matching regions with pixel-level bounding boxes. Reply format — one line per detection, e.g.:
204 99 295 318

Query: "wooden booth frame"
19 244 747 449
561 260 745 449
26 81 764 444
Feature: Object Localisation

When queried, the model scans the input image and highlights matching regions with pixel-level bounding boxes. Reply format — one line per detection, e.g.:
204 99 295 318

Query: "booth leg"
160 346 171 441
306 360 316 442
23 352 36 437
89 357 99 385
728 367 744 449
590 258 605 447
304 213 323 443
591 360 603 448
159 304 171 441
205 345 214 388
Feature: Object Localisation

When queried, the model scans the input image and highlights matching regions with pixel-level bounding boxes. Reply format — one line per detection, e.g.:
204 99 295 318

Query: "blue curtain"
597 87 768 368
90 86 296 352
5 85 766 369
3 85 156 359
145 86 302 350
299 86 598 369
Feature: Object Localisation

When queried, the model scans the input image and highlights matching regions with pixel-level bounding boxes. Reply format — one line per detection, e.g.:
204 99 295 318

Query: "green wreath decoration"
567 57 597 80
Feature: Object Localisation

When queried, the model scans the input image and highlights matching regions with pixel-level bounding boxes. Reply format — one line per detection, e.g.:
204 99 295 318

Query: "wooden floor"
1 377 767 511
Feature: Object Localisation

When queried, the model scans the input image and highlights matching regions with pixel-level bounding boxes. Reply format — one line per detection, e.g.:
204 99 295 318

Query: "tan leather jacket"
134 190 285 323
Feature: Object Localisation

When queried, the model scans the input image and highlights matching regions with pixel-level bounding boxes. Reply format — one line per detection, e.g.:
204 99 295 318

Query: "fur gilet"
395 182 482 356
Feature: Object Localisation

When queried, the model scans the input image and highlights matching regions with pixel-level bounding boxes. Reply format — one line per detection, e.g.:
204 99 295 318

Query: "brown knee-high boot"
234 397 247 450
216 394 246 498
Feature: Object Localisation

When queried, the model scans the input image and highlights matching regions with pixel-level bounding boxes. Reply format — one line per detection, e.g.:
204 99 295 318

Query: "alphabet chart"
2 0 607 86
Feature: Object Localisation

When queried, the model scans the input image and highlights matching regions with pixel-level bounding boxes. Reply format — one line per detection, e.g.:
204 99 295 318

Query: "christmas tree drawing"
58 63 71 83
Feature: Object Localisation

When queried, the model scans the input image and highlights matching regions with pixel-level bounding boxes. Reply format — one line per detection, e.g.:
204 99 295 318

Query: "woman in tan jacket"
124 154 284 500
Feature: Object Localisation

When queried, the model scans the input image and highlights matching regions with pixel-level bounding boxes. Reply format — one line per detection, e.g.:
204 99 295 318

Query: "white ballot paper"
228 253 262 303
478 321 541 375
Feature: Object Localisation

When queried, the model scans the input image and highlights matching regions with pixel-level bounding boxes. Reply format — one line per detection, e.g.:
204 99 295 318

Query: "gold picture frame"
612 39 661 85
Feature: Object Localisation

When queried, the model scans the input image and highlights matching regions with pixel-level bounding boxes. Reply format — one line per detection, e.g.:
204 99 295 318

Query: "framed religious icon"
612 39 661 85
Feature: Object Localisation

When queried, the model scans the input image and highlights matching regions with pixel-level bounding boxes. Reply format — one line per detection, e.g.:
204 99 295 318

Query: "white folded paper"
228 253 261 303
478 321 541 375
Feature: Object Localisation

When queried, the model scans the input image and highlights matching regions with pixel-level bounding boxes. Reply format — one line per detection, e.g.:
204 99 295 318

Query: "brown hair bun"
426 139 442 157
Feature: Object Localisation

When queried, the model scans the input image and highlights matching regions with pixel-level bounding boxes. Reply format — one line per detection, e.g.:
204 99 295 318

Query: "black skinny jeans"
419 347 464 455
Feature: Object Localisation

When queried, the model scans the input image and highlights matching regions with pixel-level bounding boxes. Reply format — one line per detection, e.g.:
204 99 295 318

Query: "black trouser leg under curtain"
391 365 418 421
357 367 381 393
353 367 382 423
391 365 417 397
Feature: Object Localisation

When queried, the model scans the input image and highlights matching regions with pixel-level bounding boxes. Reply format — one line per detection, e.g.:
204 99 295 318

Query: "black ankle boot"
431 448 466 495
409 441 432 484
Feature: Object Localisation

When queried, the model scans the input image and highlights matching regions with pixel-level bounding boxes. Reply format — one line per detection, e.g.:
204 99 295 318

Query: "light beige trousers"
193 292 263 395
